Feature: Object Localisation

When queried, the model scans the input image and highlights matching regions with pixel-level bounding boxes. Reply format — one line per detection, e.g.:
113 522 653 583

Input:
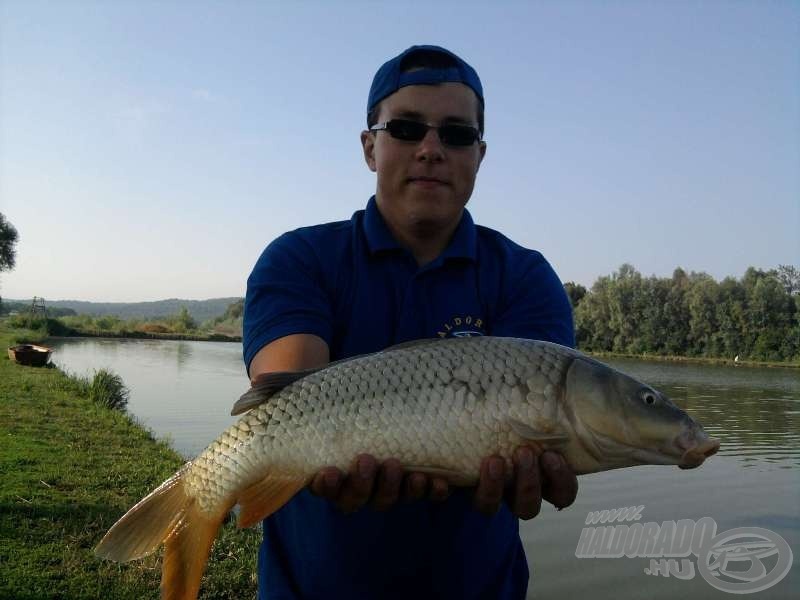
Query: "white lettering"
638 522 660 556
645 558 672 577
585 505 645 525
690 516 716 555
605 524 628 558
587 526 608 556
653 520 676 556
623 523 644 558
575 527 595 558
670 519 695 557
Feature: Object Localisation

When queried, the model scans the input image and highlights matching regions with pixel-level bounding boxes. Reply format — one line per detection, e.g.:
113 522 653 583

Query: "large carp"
95 336 720 600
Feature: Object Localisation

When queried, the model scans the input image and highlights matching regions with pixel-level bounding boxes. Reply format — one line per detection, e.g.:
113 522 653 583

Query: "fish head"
565 357 720 471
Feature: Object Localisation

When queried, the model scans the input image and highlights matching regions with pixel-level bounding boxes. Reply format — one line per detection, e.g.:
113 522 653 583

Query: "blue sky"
1 0 797 302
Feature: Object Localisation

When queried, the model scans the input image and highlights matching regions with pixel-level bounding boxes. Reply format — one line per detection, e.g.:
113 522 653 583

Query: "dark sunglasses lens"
387 120 428 141
439 125 479 146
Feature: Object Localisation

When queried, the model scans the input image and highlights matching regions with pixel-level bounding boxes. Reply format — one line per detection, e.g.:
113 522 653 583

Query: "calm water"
50 338 800 599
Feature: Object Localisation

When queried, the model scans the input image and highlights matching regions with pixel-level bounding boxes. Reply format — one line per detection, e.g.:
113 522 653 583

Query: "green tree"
572 264 796 361
636 276 669 353
223 298 244 320
172 306 197 333
686 272 719 356
607 264 645 353
96 315 122 331
776 265 800 296
0 213 19 312
574 275 614 351
713 276 746 358
747 274 792 360
0 212 18 272
563 282 587 309
788 295 800 360
661 268 690 355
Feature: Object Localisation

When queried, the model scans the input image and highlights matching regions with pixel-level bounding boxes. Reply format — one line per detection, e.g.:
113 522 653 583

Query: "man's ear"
477 141 487 170
361 130 377 172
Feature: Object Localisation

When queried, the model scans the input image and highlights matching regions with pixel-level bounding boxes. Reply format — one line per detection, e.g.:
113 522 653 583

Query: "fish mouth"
678 438 720 469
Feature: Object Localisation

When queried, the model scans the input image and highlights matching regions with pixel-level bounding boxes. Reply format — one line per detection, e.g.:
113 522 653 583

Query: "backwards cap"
367 45 484 115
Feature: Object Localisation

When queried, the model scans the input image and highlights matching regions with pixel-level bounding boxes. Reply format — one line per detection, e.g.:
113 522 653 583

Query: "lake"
49 337 799 599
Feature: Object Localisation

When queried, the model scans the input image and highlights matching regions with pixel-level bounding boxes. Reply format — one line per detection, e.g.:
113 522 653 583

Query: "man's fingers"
310 467 342 500
540 451 578 510
474 456 506 515
428 477 450 502
404 472 428 502
509 446 541 520
370 459 403 511
336 454 377 513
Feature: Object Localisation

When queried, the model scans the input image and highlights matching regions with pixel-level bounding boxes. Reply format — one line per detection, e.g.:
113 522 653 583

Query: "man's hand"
473 447 578 519
309 455 450 513
309 447 577 518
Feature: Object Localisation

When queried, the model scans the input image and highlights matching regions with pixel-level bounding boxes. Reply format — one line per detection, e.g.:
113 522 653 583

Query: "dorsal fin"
381 338 442 353
231 339 441 416
231 369 320 416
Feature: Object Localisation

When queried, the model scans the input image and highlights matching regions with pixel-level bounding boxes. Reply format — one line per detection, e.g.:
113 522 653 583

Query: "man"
244 45 577 600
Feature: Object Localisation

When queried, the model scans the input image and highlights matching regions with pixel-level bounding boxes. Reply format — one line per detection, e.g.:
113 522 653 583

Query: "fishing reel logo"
575 506 793 594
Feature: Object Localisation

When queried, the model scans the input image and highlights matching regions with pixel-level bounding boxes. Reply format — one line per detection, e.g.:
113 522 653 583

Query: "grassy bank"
52 328 242 343
0 326 260 599
587 350 800 369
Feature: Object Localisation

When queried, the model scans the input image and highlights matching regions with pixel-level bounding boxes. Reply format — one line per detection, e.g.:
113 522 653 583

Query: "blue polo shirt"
244 196 574 600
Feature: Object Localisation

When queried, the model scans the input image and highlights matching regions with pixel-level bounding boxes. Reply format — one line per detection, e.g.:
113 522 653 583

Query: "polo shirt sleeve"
243 231 333 375
491 254 576 348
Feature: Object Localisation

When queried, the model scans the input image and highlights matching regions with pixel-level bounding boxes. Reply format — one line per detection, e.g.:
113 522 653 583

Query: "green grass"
0 325 261 599
587 349 800 369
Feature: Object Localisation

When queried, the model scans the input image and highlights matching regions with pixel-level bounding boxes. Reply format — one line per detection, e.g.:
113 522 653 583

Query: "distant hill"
2 297 243 323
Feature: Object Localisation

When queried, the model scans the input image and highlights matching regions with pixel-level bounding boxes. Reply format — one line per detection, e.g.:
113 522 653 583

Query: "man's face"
361 82 486 238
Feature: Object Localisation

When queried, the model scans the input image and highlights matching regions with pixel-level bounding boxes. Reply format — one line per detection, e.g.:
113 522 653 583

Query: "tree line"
565 264 799 362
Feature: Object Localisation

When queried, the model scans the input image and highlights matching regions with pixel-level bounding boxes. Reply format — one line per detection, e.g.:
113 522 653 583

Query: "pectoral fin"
236 472 309 528
508 418 569 450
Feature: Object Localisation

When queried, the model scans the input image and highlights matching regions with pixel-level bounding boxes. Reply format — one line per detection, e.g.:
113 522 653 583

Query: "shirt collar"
362 195 477 262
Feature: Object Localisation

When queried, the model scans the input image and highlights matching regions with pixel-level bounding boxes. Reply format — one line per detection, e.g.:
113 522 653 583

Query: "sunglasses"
369 119 482 147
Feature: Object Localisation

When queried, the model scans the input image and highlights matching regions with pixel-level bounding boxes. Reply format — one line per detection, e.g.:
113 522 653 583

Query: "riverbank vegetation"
566 264 799 363
3 298 243 342
0 324 260 599
0 297 240 324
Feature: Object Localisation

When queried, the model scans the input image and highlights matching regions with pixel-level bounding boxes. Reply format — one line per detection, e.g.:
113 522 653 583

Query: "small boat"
7 344 52 367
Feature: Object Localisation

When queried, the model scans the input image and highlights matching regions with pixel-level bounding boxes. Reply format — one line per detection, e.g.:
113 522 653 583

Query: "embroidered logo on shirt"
437 315 486 338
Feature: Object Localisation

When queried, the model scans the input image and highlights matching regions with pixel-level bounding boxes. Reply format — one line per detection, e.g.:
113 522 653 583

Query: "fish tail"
94 468 231 600
161 498 228 600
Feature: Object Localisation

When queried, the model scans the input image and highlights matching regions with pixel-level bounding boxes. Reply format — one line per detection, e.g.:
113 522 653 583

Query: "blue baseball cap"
367 45 484 115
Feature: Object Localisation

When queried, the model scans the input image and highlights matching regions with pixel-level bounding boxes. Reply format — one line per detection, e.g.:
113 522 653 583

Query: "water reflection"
49 337 247 457
175 341 192 368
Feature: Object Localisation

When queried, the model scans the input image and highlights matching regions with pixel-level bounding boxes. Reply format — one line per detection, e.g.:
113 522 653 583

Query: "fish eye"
640 390 657 406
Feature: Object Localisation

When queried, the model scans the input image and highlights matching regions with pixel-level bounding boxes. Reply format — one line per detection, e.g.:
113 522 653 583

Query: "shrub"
138 323 169 334
89 369 129 411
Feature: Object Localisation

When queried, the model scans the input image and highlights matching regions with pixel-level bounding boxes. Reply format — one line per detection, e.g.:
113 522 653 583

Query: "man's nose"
415 128 445 162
